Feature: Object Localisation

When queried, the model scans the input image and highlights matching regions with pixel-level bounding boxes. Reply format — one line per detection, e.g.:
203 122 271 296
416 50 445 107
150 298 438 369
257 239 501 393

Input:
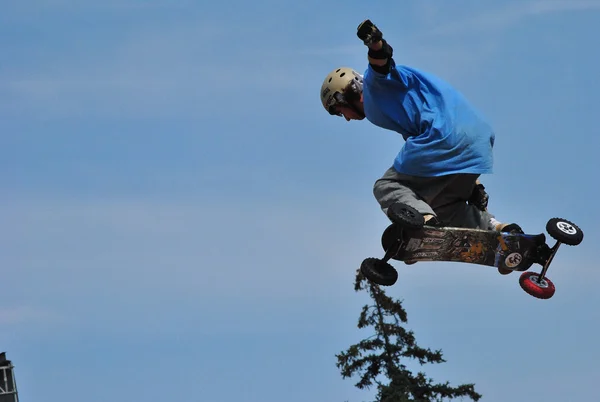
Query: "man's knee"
373 177 405 207
372 177 388 201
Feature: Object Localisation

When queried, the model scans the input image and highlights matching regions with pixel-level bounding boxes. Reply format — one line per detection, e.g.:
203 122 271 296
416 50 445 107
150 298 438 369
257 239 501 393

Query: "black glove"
357 19 383 46
468 183 489 211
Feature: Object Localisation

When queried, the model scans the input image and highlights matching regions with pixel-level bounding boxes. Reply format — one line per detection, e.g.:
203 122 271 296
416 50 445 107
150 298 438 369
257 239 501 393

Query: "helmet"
320 67 363 115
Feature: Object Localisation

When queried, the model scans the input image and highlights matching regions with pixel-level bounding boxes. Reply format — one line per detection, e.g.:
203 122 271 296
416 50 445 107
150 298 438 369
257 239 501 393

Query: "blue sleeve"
366 60 409 89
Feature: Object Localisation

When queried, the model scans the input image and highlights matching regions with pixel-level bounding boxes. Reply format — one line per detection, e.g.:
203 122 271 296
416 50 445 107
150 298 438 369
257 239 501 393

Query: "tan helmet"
320 67 363 115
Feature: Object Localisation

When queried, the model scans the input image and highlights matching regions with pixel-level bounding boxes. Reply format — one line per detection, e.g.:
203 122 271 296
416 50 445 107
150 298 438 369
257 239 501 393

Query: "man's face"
332 94 365 121
335 105 365 121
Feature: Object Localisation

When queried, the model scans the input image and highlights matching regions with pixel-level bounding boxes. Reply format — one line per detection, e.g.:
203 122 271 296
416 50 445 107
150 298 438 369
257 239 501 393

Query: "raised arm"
356 20 394 74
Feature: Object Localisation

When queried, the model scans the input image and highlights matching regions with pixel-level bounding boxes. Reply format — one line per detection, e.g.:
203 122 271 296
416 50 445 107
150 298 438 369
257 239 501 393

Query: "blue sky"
2 1 600 401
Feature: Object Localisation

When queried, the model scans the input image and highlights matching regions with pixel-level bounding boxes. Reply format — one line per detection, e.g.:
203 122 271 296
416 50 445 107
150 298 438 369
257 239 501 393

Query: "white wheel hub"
556 221 577 235
529 275 549 288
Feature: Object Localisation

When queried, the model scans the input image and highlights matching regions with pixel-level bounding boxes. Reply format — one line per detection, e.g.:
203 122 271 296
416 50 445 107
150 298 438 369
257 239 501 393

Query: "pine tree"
336 269 482 402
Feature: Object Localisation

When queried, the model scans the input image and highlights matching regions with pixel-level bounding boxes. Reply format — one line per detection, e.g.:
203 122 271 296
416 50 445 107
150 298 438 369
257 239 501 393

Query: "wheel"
381 223 403 253
546 218 583 246
360 257 398 286
387 203 425 229
519 271 556 299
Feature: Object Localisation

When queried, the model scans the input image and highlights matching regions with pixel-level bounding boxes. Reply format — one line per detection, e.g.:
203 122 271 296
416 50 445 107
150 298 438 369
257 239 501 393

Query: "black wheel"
546 218 583 246
387 203 425 229
381 223 403 253
360 257 398 286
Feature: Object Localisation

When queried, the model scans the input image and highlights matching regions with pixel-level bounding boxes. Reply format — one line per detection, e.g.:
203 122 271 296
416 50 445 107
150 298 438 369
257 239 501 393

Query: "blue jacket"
362 60 495 177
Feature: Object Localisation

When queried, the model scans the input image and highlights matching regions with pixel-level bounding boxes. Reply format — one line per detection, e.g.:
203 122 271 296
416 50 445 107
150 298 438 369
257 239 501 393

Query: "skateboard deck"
382 223 546 271
363 203 583 298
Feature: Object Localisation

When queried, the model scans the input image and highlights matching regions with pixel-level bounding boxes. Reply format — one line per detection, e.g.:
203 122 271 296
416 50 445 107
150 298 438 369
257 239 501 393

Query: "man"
320 20 522 272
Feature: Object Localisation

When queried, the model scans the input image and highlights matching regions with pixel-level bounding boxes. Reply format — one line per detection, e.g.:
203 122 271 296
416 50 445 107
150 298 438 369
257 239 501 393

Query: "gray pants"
373 167 496 230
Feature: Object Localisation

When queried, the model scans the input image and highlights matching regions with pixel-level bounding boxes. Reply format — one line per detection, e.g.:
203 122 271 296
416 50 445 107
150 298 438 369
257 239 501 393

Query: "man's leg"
374 169 520 231
428 174 525 275
373 167 469 225
425 174 494 230
374 168 486 226
427 174 523 232
373 167 437 222
373 169 523 272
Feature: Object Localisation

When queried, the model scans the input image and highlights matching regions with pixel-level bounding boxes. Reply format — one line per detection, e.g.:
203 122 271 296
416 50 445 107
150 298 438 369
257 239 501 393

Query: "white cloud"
6 0 193 11
3 195 594 305
0 195 388 336
296 44 362 57
0 306 65 326
0 16 306 119
1 192 595 340
1 196 377 302
425 0 600 37
530 0 600 14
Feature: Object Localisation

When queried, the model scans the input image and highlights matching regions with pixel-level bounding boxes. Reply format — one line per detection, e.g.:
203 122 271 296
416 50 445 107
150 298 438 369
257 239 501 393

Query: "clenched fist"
356 19 383 47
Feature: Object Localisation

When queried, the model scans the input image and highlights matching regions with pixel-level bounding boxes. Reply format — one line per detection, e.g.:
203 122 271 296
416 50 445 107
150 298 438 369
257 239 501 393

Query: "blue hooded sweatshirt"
362 61 495 177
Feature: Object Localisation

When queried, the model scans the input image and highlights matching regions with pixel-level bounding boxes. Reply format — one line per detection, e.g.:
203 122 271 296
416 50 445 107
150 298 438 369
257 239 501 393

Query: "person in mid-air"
320 20 523 272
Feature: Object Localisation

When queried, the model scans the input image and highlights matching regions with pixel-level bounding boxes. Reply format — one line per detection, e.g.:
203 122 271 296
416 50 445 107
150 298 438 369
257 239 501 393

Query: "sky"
2 0 600 401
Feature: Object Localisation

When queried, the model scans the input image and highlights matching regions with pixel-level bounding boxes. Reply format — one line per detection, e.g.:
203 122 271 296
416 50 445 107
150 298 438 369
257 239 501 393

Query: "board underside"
387 226 544 270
